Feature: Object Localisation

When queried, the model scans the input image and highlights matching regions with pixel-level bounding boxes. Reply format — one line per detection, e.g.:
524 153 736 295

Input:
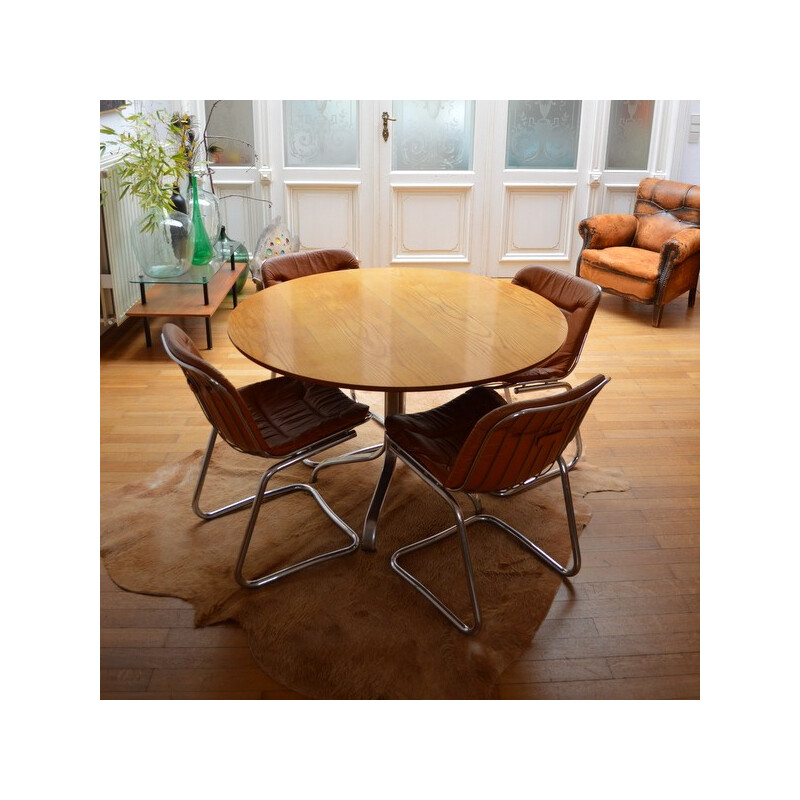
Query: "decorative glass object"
251 217 299 288
196 181 221 244
169 183 187 214
189 174 215 265
131 209 195 279
213 225 250 295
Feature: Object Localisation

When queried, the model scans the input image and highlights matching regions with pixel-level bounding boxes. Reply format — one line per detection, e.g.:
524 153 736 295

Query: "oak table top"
227 266 568 551
227 267 567 394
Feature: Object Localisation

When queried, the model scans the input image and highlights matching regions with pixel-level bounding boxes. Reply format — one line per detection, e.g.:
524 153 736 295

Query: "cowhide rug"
100 423 628 700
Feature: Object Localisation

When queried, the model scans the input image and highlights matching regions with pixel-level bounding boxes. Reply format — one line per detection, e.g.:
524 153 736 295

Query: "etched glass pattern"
283 100 359 167
392 101 475 171
505 101 582 169
605 100 655 169
204 100 256 166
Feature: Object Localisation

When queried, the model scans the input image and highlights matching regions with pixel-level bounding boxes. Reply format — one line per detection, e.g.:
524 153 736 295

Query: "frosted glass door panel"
505 100 582 168
605 100 655 169
283 101 359 167
204 100 255 166
392 101 475 170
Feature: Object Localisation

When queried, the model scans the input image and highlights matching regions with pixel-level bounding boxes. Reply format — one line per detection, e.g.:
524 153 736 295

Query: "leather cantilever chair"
576 178 700 327
383 374 610 634
161 323 371 589
491 266 601 494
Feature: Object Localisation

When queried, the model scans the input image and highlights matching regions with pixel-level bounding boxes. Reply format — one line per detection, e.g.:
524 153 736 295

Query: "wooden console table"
126 259 248 349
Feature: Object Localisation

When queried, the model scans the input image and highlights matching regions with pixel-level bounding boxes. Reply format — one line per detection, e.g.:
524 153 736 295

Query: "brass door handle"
382 111 396 142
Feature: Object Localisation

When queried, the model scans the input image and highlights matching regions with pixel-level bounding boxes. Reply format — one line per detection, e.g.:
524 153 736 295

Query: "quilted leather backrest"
511 266 601 379
161 323 265 454
632 178 700 252
260 249 359 288
446 375 609 492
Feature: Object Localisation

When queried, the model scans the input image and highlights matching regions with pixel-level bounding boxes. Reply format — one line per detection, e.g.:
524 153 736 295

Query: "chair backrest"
161 323 266 455
260 248 359 289
511 265 601 380
632 178 700 252
446 375 610 493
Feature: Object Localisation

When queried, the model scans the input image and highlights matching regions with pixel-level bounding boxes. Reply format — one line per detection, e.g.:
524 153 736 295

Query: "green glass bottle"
190 174 213 265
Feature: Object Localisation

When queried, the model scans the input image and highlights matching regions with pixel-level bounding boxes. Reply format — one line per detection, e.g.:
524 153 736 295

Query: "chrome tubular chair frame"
389 445 579 635
387 446 579 636
306 440 385 482
193 426 361 589
388 444 483 634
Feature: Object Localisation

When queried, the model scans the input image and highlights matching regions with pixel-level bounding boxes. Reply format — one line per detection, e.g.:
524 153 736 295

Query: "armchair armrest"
578 214 638 249
661 226 700 264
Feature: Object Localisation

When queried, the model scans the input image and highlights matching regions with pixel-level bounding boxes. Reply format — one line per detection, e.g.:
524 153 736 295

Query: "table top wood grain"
228 267 567 393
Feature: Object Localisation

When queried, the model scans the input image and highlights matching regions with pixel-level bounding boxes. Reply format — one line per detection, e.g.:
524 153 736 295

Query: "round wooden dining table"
228 266 568 550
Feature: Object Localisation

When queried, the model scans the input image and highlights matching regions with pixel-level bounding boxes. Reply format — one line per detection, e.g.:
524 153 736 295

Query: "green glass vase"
190 175 214 266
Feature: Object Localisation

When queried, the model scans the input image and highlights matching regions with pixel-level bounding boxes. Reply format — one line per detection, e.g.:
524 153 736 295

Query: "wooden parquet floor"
100 279 700 700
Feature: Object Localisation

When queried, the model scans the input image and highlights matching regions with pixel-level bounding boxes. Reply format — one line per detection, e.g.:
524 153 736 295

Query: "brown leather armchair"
576 178 700 327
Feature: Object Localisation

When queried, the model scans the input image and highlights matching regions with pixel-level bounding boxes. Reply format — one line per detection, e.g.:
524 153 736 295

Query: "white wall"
677 100 700 185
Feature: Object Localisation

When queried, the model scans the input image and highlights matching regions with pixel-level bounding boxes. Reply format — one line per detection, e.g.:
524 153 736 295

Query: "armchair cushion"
632 212 695 252
579 247 661 301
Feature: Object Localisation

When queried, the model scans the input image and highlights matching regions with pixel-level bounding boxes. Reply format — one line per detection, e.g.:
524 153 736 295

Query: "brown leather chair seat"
239 379 371 457
385 387 507 483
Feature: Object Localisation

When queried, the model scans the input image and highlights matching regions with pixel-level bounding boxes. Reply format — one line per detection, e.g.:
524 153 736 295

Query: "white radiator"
100 164 144 325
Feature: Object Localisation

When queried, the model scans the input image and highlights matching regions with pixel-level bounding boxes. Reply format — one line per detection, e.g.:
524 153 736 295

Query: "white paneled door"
375 100 488 273
265 100 377 262
261 100 691 276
